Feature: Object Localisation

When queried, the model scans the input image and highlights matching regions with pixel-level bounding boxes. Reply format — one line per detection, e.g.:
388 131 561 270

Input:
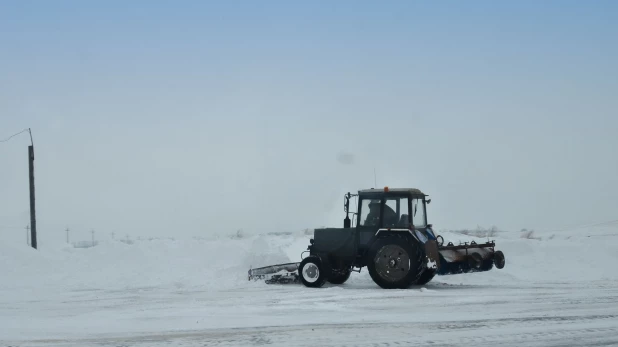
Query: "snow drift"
2 225 617 294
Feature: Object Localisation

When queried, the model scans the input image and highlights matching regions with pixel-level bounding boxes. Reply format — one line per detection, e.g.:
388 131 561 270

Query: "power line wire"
0 128 30 143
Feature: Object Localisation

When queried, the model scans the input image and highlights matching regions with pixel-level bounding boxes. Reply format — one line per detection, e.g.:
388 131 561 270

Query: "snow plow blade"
248 262 300 284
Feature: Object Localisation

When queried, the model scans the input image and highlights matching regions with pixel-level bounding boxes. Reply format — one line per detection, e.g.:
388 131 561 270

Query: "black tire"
367 233 424 289
415 269 436 285
494 250 505 269
480 259 494 271
468 252 483 270
299 256 327 288
327 269 351 285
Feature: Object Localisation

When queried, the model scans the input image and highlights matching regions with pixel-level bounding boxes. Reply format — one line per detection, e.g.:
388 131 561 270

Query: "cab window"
359 197 411 228
359 199 381 226
384 197 409 228
412 198 426 227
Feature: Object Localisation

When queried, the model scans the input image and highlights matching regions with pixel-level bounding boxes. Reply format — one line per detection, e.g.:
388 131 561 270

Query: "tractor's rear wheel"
327 268 351 285
367 234 424 289
415 269 436 285
299 256 327 288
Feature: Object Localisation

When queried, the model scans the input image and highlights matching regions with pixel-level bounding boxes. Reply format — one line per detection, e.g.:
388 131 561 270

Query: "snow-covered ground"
1 225 618 346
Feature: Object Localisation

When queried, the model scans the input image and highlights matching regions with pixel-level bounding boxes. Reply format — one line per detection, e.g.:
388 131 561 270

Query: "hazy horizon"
2 1 617 245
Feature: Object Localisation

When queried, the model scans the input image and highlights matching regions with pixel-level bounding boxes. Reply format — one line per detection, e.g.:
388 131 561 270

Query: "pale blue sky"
1 1 617 244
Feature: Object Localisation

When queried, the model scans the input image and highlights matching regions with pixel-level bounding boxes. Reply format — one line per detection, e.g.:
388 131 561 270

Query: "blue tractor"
248 187 505 289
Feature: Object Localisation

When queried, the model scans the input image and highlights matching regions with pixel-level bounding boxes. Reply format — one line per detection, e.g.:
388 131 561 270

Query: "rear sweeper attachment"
248 187 506 289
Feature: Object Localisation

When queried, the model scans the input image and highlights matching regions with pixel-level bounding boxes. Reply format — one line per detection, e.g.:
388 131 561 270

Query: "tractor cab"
344 187 437 248
353 188 428 228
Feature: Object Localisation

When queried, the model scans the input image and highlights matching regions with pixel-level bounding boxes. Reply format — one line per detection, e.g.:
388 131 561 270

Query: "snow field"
1 225 618 346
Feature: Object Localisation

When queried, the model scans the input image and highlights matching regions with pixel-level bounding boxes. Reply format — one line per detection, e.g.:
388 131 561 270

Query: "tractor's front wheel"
367 234 424 289
299 256 327 288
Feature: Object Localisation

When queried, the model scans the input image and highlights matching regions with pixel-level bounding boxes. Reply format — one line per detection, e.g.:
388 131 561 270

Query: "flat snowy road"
7 281 618 347
2 227 618 346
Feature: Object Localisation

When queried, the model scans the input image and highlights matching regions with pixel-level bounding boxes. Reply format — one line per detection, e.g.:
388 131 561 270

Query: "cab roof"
358 187 426 197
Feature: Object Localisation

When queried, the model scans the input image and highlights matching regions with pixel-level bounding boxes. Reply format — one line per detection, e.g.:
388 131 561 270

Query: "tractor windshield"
412 198 426 228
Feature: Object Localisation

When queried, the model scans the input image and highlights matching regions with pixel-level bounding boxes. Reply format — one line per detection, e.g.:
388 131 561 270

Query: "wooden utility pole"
91 229 95 247
66 227 70 244
28 129 37 249
26 225 30 245
0 128 37 249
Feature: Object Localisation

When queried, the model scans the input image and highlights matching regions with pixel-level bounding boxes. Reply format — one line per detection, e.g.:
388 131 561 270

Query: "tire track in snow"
11 315 618 347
